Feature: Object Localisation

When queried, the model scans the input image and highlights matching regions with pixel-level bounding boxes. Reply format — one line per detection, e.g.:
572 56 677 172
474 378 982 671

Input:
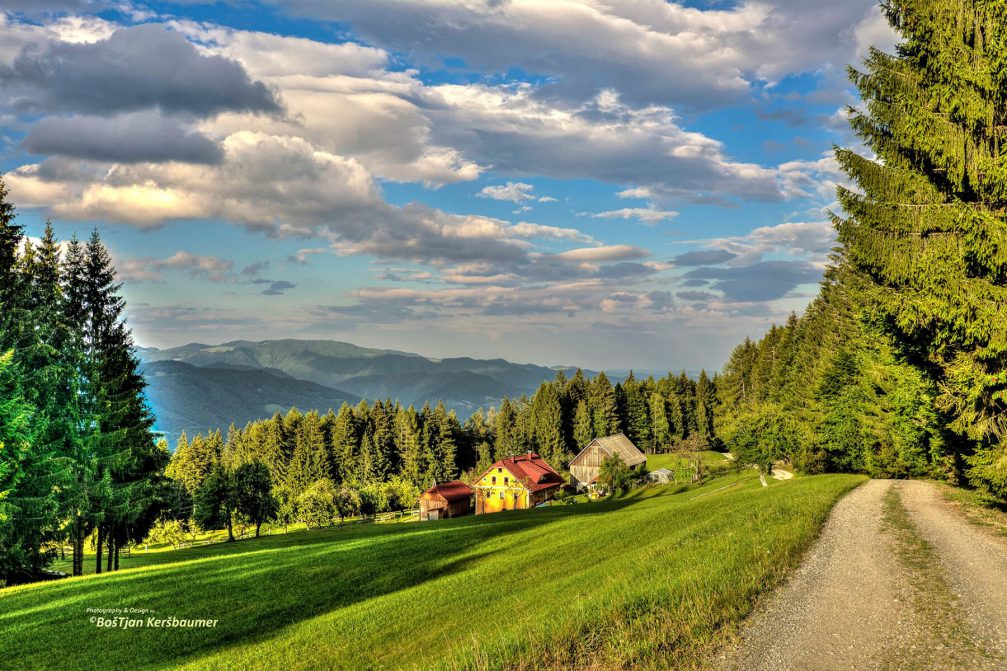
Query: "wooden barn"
473 452 564 514
569 433 647 491
419 481 473 521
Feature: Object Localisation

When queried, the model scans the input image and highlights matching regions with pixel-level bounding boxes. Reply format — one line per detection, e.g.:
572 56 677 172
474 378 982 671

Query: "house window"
492 476 496 484
499 491 505 499
504 477 509 484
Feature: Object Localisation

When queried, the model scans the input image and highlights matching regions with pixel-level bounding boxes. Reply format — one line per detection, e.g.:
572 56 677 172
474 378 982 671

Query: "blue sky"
0 0 895 371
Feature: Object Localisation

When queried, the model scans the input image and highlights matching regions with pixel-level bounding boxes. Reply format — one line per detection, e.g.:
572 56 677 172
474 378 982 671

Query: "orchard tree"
597 454 633 496
194 466 237 542
233 461 277 537
722 402 799 486
298 479 338 529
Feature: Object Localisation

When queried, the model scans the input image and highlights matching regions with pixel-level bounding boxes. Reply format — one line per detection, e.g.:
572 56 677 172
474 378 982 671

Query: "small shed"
648 467 673 484
419 481 473 521
569 433 647 491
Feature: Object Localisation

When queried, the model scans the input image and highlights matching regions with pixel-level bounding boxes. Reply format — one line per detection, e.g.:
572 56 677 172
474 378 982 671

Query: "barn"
419 481 473 521
569 433 647 491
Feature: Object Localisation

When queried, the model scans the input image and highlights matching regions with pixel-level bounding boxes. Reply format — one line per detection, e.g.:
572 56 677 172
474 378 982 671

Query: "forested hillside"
716 262 950 479
717 0 1007 502
139 339 594 425
141 360 362 441
164 368 719 524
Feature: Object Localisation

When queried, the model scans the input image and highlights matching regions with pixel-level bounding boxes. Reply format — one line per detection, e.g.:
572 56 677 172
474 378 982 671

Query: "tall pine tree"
836 0 1007 494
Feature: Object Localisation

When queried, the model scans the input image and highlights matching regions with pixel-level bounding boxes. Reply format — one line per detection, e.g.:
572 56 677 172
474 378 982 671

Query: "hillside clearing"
1 472 863 671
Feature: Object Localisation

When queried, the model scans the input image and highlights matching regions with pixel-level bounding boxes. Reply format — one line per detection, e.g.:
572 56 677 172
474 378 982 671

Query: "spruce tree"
649 392 671 452
0 351 36 583
590 372 619 438
836 0 1007 494
572 399 592 448
531 382 566 467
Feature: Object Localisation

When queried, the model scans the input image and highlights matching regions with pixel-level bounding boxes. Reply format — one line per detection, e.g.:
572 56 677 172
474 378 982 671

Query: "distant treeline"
164 369 720 521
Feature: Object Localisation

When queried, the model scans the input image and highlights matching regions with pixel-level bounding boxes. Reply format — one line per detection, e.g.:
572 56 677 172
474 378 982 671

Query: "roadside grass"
938 483 1007 537
2 471 864 671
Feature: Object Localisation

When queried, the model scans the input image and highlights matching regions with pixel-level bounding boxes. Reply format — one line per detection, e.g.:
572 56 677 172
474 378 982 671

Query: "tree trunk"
72 518 84 577
226 515 234 542
106 534 113 573
255 521 261 538
95 526 104 574
114 543 119 571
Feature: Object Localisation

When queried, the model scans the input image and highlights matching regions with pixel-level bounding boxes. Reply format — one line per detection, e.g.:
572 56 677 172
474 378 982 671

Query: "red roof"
422 480 473 502
477 453 564 493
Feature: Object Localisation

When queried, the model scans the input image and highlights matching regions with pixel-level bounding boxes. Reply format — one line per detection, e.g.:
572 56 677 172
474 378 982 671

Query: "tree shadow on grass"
2 495 653 671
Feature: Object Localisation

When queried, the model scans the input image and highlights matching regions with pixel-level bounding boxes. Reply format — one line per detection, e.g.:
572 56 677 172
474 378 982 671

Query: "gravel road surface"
712 479 1007 670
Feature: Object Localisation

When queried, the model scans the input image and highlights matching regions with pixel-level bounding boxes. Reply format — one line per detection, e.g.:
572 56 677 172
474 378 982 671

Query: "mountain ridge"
139 338 597 441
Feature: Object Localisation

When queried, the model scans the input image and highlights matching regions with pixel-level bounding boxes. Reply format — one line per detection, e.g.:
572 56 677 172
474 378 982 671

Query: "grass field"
49 512 419 576
646 450 734 475
1 471 865 671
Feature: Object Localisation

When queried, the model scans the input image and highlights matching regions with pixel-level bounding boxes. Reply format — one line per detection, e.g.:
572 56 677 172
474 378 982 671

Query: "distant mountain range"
139 339 592 441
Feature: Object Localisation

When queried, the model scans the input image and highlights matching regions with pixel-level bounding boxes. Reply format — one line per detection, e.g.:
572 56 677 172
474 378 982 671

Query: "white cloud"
477 181 535 202
617 187 652 200
279 0 897 109
120 250 234 283
553 244 648 263
425 86 784 204
589 207 679 226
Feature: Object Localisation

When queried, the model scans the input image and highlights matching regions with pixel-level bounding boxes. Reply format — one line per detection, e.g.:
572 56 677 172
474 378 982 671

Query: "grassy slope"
646 450 733 473
1 472 865 671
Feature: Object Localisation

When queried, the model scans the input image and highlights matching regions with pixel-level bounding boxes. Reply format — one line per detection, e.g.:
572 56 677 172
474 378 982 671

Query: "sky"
0 0 896 372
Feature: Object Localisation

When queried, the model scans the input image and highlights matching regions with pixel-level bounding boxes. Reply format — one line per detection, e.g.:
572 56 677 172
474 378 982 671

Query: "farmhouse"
419 481 473 521
473 452 564 514
569 433 647 491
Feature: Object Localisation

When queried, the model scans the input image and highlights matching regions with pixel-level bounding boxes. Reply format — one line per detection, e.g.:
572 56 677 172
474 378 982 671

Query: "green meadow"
1 472 865 671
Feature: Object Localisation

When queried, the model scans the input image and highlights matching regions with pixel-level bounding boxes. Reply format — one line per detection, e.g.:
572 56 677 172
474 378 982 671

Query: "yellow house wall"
474 466 530 513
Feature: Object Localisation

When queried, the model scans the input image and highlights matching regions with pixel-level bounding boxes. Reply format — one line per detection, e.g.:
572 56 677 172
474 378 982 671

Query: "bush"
597 454 633 496
297 479 338 529
145 519 185 549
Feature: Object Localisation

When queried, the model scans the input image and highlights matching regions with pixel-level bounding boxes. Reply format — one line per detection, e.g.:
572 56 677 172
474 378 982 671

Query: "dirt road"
712 479 1007 670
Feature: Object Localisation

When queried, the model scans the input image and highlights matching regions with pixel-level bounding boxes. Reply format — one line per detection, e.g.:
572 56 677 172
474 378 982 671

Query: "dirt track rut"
712 479 1007 671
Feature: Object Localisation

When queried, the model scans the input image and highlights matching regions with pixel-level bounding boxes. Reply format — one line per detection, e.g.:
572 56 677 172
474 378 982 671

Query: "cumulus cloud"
1 23 280 117
683 260 822 302
671 250 738 267
508 222 596 245
477 181 535 202
119 251 233 283
22 111 223 164
278 0 895 109
174 20 481 187
617 187 652 199
694 220 838 268
589 207 679 226
426 86 785 204
342 278 673 320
